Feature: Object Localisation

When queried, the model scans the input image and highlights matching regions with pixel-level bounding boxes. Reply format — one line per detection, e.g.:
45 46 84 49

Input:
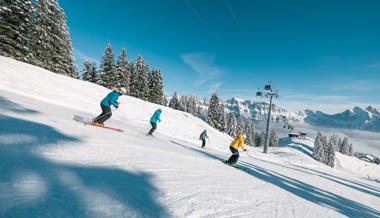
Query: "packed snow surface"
0 56 379 218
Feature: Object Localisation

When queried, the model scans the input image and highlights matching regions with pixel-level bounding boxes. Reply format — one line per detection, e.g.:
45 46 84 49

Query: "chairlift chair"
264 84 272 91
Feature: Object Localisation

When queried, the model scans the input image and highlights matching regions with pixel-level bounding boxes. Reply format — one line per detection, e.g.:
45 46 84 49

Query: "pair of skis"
73 116 123 132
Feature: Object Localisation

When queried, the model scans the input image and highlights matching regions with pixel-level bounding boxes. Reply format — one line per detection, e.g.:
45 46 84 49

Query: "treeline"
166 92 279 147
0 0 77 77
80 43 164 105
313 132 354 167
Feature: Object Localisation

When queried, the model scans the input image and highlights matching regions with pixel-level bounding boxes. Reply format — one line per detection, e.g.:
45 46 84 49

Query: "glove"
243 149 247 152
115 102 120 108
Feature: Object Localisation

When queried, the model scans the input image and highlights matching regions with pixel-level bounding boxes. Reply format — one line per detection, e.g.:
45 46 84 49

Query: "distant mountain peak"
366 105 380 115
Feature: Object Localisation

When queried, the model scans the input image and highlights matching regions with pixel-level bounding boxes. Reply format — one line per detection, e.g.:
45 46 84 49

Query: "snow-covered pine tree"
340 137 350 155
256 131 266 147
30 0 54 70
88 61 98 84
115 48 130 91
313 132 327 163
100 43 116 89
207 93 226 132
269 130 279 147
348 143 354 156
148 69 164 104
134 55 150 100
326 140 335 167
48 0 75 77
162 94 169 106
236 116 244 135
329 134 341 151
226 112 237 138
179 95 188 112
187 94 197 113
30 0 75 76
244 120 255 147
81 60 92 81
128 62 137 96
0 0 33 62
168 92 180 110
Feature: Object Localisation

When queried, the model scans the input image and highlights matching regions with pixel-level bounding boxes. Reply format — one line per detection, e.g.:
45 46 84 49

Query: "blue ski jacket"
101 91 120 107
150 109 161 123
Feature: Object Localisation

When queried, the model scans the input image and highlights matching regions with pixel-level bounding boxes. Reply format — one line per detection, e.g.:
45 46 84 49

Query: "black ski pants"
94 104 112 124
201 139 206 147
226 146 239 165
148 122 157 135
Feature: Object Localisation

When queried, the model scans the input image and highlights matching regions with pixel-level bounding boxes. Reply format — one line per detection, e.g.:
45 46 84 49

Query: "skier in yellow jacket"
224 133 247 167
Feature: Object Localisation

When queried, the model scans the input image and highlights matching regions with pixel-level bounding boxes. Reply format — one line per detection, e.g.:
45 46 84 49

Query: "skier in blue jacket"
93 87 126 127
147 108 162 135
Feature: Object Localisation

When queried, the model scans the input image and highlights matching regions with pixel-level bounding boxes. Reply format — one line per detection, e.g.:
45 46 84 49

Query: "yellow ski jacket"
230 134 246 150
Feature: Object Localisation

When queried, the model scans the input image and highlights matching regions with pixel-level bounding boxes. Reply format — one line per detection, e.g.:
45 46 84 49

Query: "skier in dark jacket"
199 130 209 148
93 87 126 127
147 108 162 135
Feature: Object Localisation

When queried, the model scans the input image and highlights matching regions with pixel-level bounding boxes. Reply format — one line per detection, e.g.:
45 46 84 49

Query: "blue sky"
60 0 380 113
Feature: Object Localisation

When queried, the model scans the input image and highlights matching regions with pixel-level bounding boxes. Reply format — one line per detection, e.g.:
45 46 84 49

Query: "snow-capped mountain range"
224 98 380 132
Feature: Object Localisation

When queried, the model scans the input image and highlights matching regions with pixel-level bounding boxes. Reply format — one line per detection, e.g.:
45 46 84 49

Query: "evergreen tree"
340 137 350 155
348 143 354 156
207 93 226 132
162 94 169 106
88 61 98 84
0 0 33 62
179 95 188 112
244 120 255 147
168 92 180 110
236 116 244 135
269 130 279 147
226 112 237 137
115 48 129 91
329 134 341 151
134 55 150 100
326 140 336 167
128 62 137 96
100 43 116 88
148 69 164 104
187 94 197 113
81 60 92 81
313 132 327 163
49 0 75 76
30 0 54 70
255 131 266 147
30 0 75 76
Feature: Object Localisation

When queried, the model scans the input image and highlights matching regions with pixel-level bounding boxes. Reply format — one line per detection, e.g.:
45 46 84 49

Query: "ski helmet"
120 87 127 95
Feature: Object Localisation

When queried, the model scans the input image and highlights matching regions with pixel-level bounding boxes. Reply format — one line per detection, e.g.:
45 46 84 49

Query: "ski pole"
246 151 254 158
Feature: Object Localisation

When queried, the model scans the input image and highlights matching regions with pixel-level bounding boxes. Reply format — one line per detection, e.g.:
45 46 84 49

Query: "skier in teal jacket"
93 87 126 126
147 108 162 135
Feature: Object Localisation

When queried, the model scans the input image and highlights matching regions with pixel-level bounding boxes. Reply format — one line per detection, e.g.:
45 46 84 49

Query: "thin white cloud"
181 52 223 86
277 92 379 114
329 80 380 92
208 81 223 94
284 93 354 102
73 48 100 66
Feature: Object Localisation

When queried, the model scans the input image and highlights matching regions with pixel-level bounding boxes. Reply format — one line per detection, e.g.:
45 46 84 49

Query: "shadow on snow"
0 98 168 218
171 140 380 218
